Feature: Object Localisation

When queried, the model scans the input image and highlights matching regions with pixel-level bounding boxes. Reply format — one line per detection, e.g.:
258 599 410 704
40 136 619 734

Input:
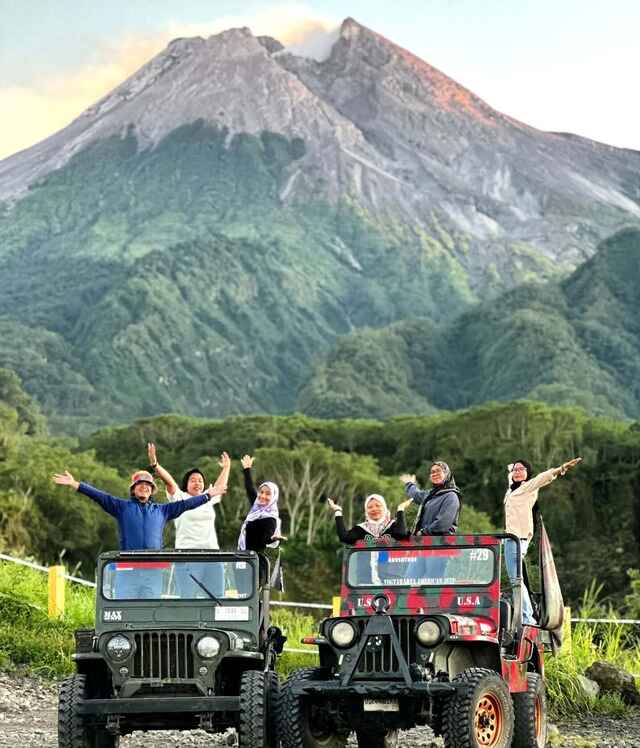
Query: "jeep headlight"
196 636 221 658
416 620 442 647
328 620 357 648
106 634 131 661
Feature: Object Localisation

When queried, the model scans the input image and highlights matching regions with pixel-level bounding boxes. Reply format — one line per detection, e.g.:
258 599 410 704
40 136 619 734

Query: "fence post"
562 606 572 655
48 565 65 619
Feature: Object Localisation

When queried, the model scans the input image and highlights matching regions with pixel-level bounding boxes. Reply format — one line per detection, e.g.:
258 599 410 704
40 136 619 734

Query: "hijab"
507 460 533 493
357 494 394 538
238 481 282 550
426 461 460 500
413 461 462 535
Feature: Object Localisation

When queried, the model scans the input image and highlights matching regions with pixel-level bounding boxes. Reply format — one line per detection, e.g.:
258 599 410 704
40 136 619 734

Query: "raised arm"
163 492 211 520
527 457 582 492
327 498 363 544
241 455 257 504
401 478 431 505
554 457 582 477
210 451 231 498
148 442 178 497
53 471 122 518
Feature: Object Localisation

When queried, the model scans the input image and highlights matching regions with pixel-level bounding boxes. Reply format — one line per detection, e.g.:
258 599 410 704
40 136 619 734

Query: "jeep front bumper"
78 695 240 715
291 679 456 698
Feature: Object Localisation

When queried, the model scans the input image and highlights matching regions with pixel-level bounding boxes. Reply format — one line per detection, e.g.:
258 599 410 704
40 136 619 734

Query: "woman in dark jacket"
399 461 461 535
238 454 285 590
238 454 283 551
326 494 408 543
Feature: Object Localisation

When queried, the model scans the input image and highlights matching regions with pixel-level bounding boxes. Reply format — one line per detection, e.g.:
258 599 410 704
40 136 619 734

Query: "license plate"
214 606 250 621
363 699 399 712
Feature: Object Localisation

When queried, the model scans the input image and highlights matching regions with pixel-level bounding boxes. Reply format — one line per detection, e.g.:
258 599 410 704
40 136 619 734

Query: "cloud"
0 3 340 161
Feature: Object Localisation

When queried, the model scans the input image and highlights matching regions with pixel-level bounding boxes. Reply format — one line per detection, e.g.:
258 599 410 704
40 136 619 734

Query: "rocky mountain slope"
0 18 638 431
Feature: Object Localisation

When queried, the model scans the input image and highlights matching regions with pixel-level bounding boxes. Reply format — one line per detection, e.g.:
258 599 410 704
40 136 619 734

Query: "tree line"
1 367 639 605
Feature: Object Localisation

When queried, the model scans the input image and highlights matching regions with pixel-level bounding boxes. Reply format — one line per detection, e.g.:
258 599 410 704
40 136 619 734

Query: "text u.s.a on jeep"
58 549 285 748
280 529 564 748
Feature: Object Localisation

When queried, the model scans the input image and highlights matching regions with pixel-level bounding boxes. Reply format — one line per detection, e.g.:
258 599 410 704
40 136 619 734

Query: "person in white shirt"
148 442 230 597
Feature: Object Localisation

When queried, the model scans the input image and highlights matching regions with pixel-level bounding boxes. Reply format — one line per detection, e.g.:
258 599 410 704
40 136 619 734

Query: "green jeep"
58 549 285 747
281 530 563 748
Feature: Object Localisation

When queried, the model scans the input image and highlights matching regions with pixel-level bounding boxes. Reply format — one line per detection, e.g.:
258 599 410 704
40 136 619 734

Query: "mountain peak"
340 17 364 35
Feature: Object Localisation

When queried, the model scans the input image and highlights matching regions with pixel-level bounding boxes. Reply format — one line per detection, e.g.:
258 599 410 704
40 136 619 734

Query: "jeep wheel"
512 673 547 748
355 727 399 747
59 674 119 748
239 670 268 748
266 670 281 748
443 667 514 748
280 668 348 748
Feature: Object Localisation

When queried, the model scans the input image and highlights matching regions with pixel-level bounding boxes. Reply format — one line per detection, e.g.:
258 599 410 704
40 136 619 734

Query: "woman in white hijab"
327 494 408 544
238 455 284 552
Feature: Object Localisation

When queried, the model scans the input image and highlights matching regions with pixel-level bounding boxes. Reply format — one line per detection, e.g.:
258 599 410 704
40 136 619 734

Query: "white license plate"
214 606 250 621
363 699 399 712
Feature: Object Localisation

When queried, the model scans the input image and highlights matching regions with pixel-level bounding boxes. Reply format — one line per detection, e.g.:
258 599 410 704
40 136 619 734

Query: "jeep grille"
132 632 195 679
354 617 417 677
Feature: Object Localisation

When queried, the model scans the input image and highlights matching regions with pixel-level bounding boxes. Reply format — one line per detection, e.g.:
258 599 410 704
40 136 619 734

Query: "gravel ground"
2 670 640 748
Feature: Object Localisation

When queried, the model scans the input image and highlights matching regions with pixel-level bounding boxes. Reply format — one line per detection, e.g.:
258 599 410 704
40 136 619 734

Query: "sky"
1 0 638 161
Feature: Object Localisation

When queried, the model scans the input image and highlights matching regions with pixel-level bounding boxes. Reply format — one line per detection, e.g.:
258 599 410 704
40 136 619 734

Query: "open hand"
147 442 157 466
218 451 231 469
398 499 413 512
241 455 254 469
207 483 227 497
559 457 582 475
327 498 341 512
53 471 79 490
399 473 416 484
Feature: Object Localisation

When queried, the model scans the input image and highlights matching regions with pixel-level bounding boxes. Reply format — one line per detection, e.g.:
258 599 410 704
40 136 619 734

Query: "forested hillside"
1 372 638 606
300 228 640 420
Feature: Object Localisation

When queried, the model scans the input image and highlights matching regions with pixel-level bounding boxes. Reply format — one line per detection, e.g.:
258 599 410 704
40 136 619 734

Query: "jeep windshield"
347 546 495 587
102 559 254 600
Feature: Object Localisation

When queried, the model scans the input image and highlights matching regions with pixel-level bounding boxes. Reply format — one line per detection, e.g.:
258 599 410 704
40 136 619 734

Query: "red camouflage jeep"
280 530 563 748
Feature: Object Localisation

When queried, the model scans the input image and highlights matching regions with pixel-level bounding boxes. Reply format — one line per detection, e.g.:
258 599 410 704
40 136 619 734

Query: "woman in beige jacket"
504 456 581 624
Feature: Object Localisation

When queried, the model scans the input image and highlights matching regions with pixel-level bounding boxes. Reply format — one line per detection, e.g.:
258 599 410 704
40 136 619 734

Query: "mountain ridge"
0 18 638 432
299 228 640 420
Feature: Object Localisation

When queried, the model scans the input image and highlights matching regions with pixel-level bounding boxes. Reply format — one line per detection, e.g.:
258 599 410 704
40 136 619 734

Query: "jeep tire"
266 670 281 748
239 670 268 748
59 674 119 748
512 673 547 748
443 667 514 748
280 667 348 748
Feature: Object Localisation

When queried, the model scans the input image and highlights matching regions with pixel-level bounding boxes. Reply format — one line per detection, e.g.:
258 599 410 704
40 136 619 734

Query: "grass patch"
271 607 320 677
546 584 640 718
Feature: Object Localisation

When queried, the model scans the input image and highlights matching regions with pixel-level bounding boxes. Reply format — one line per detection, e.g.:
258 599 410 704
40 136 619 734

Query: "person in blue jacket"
399 461 461 535
398 462 461 583
52 468 217 598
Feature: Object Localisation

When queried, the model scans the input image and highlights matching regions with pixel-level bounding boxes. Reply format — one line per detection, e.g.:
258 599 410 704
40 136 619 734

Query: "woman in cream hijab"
327 494 408 543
